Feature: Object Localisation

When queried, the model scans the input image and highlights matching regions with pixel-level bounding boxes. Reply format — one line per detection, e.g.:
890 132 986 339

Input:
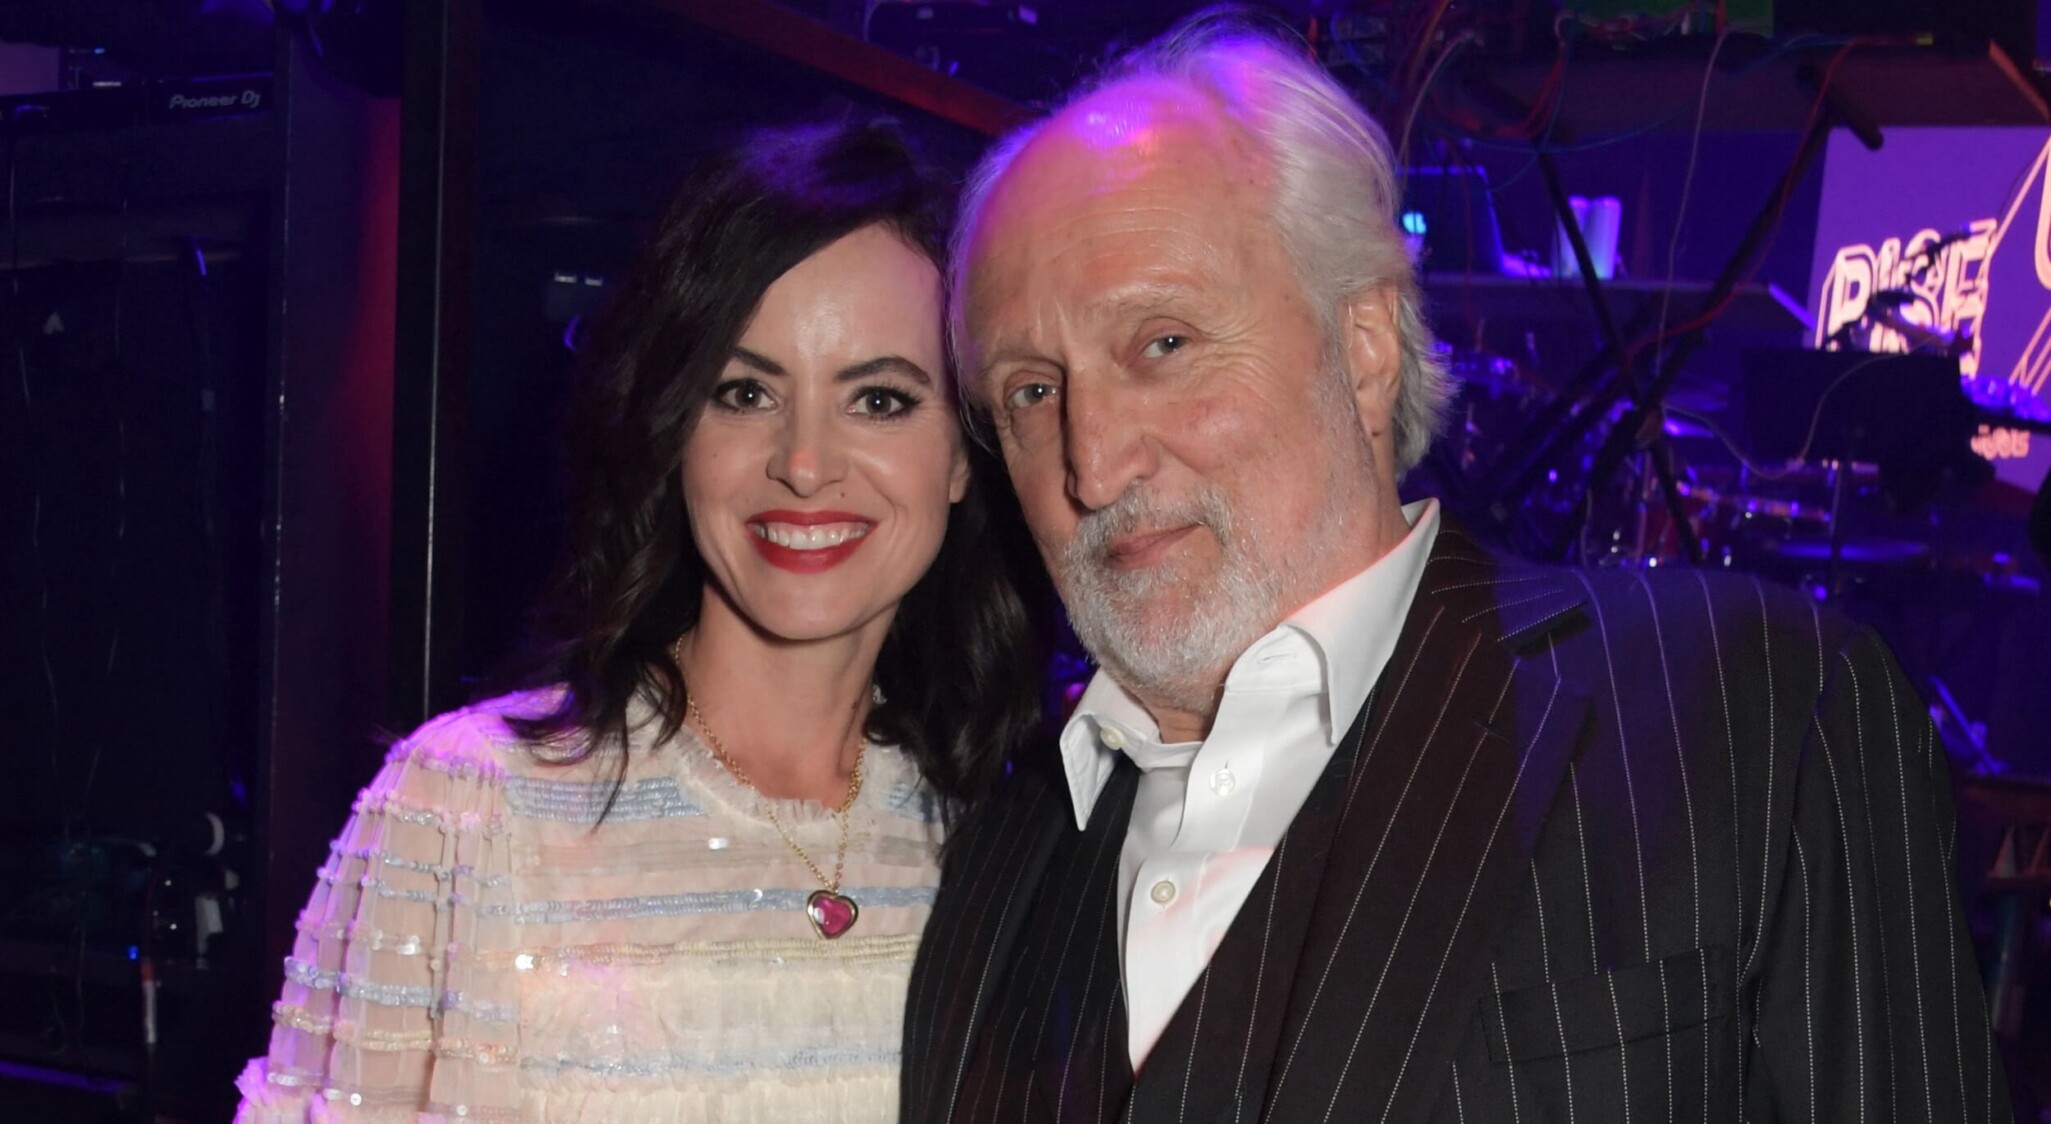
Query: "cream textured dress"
234 689 946 1123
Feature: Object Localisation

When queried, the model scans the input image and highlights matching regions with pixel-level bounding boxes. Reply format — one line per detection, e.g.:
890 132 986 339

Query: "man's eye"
1140 335 1187 360
1005 382 1057 410
711 378 774 411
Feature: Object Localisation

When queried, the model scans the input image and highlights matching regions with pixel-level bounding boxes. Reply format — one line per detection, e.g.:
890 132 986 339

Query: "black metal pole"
1547 104 1839 560
1537 150 1631 368
1476 155 1693 561
389 0 479 732
257 19 404 1030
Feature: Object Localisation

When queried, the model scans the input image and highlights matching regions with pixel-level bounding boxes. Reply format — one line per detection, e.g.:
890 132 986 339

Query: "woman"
235 120 1042 1122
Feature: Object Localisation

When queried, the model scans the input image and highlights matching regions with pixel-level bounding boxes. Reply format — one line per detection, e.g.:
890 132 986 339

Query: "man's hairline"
950 79 1353 419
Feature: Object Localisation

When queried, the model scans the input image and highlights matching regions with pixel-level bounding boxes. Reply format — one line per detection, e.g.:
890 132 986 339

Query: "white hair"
949 8 1451 474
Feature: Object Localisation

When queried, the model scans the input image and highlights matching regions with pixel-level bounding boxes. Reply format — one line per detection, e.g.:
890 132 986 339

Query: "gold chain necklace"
680 671 866 939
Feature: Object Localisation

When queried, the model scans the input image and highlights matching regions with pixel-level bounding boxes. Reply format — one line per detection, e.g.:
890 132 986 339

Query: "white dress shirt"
1057 498 1440 1068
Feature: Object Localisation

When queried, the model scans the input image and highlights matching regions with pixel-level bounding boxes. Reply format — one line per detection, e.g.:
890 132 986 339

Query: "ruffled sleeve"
235 707 523 1123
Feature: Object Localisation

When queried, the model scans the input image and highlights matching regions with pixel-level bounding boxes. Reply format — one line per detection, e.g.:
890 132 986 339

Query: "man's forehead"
1004 81 1245 202
957 80 1276 375
965 82 1265 278
1060 80 1231 163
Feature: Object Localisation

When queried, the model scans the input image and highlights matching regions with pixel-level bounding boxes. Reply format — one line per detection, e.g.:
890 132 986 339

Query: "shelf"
1422 272 1811 335
1444 38 2050 140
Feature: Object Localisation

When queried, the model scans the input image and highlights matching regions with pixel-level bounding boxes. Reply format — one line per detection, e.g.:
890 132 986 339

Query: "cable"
1652 26 1735 380
1398 30 1479 173
1625 39 1866 373
1663 348 1931 479
1512 35 1570 138
1489 31 1574 194
1465 27 1810 191
1425 32 1844 164
1662 404 1803 479
1403 0 1458 90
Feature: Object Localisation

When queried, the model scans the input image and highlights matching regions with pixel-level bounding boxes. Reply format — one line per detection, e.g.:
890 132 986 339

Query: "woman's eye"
712 378 773 411
1140 334 1187 360
855 387 919 417
1004 382 1057 410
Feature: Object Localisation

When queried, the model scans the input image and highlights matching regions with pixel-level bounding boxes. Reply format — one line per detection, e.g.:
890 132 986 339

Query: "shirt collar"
1057 498 1441 829
1285 497 1441 749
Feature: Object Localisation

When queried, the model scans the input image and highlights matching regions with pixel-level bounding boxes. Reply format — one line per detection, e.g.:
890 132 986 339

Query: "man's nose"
769 409 847 496
1062 377 1154 511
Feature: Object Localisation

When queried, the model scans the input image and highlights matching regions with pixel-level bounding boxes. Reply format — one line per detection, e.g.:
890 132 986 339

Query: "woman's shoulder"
863 743 954 832
387 686 573 783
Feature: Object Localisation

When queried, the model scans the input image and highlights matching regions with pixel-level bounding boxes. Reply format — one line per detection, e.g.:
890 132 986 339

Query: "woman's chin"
738 603 894 648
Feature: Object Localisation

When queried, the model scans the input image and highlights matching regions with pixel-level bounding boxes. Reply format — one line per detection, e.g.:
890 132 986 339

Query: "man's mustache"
1066 485 1234 569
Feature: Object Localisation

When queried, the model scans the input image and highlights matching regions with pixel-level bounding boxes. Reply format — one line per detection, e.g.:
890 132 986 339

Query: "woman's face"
682 223 967 648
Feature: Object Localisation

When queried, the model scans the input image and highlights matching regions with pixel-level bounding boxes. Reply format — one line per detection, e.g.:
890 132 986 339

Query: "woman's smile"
748 509 877 571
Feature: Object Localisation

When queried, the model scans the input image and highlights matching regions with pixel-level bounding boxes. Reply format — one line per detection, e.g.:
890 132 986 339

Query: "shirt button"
1209 769 1236 796
1149 879 1177 905
1099 726 1126 751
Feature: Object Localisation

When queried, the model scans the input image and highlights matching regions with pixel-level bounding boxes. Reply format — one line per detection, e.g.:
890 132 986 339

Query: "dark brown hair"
499 118 1045 814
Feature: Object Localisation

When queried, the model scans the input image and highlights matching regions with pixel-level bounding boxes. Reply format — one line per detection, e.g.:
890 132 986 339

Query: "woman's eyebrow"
838 355 934 386
730 347 787 376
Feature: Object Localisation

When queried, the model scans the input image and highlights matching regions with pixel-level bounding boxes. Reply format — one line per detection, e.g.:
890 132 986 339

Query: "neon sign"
1811 131 2051 474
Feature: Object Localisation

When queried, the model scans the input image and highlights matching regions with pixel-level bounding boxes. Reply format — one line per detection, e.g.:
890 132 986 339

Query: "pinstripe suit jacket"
902 524 2010 1123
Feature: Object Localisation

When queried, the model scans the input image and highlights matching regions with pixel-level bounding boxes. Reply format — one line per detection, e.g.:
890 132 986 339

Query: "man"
903 12 2008 1124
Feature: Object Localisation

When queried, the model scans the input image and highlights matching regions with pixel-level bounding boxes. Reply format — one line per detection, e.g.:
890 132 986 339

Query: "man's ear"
1342 282 1403 439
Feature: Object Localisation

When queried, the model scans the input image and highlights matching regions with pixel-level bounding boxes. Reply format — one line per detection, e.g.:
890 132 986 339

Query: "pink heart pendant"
806 889 859 939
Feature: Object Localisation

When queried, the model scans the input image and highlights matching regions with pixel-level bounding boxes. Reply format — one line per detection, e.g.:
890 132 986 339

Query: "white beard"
1055 482 1286 715
1053 364 1376 719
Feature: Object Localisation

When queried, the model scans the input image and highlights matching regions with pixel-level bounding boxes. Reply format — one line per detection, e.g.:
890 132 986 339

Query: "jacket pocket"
1482 945 1733 1063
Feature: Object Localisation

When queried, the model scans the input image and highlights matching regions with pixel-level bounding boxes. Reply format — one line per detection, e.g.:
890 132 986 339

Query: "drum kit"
1428 344 2050 600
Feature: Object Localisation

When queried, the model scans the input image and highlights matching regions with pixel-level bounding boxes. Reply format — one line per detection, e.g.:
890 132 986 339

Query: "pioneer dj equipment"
0 72 270 134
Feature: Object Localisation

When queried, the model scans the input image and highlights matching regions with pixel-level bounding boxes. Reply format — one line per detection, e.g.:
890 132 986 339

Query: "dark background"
0 1 2048 1119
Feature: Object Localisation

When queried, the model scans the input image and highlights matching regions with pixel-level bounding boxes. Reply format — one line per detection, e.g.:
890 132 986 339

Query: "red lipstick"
747 510 875 573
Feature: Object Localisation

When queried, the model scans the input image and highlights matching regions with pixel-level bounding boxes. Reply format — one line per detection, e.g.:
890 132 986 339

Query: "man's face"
961 84 1403 714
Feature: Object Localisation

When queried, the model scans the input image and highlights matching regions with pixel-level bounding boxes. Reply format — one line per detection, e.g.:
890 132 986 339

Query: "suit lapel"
1426 524 1590 649
1260 522 1593 1123
910 766 1071 1124
1023 761 1138 1122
